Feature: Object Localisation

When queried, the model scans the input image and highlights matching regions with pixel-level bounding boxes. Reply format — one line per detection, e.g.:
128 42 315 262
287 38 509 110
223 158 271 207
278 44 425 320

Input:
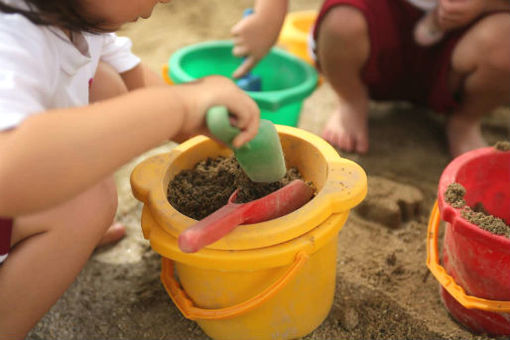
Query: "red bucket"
427 146 510 336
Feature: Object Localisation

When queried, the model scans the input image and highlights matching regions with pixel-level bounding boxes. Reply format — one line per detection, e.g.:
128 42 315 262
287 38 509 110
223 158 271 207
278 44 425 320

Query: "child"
0 0 260 338
314 0 510 156
233 0 509 157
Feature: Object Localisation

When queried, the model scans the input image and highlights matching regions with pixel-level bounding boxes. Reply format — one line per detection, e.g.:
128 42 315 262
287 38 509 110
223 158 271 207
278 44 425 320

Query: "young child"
233 0 509 157
0 0 260 338
314 0 510 156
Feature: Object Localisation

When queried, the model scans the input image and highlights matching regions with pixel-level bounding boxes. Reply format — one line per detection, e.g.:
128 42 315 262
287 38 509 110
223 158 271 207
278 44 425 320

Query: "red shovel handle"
178 202 248 253
178 180 313 253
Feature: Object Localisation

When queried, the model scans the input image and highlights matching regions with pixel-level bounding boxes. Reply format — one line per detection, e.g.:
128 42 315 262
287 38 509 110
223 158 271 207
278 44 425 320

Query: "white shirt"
0 11 141 131
407 0 437 11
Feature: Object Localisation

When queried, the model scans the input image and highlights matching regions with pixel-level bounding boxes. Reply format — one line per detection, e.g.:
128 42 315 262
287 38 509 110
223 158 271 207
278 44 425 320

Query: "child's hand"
436 0 487 31
231 2 288 79
231 13 280 78
175 76 260 148
414 9 444 46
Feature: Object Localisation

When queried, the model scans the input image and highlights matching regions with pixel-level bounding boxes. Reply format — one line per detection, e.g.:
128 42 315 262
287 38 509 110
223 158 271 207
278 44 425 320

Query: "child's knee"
454 13 510 75
318 6 368 44
476 14 510 73
55 178 118 239
89 62 128 103
12 178 118 245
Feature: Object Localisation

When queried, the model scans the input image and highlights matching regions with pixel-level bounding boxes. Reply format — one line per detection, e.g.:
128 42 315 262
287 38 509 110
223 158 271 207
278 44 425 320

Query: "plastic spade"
206 105 286 183
178 179 314 253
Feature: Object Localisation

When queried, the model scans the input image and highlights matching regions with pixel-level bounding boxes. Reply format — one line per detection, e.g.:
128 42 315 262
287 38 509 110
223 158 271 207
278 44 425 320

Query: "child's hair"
0 0 104 33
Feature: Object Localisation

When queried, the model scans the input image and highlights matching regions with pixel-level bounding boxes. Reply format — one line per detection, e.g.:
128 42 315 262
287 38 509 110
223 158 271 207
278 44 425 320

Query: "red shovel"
178 179 314 253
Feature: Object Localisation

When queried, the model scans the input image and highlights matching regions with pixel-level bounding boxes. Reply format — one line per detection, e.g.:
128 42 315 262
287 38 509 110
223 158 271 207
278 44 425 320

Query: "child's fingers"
437 6 464 30
232 57 256 79
230 21 244 37
230 99 260 148
233 97 259 131
232 36 243 46
232 45 249 58
232 115 259 148
438 0 470 18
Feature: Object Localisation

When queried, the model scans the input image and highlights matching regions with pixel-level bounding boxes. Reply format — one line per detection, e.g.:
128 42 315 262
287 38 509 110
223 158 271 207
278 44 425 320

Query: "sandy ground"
28 1 510 339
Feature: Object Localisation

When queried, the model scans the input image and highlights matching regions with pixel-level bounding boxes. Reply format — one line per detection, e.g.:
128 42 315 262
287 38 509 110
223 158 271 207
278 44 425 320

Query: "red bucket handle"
426 200 510 312
160 251 309 320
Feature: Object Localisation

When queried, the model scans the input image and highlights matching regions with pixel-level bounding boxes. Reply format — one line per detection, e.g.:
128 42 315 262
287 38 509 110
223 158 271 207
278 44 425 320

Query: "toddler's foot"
447 115 487 157
322 106 369 154
414 12 444 46
97 223 126 248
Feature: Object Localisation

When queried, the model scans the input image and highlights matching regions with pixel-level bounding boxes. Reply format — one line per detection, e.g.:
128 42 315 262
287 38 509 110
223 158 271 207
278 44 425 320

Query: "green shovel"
206 106 286 183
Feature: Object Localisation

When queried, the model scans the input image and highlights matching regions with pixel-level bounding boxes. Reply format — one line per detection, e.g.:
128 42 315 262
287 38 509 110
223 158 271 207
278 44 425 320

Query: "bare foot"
96 223 126 248
414 11 444 46
322 105 369 154
447 115 487 157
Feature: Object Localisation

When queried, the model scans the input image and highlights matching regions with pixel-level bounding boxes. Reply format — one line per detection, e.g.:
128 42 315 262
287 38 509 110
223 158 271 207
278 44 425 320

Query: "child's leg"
0 62 129 338
447 13 510 156
317 6 370 153
0 178 118 339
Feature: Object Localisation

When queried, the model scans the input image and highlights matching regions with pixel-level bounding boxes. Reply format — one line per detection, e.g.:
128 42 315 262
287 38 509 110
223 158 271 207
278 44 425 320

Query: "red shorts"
0 217 13 264
313 0 466 112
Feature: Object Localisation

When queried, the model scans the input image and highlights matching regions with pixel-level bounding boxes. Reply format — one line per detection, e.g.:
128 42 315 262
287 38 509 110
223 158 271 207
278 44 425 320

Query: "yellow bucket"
130 125 367 340
278 10 318 66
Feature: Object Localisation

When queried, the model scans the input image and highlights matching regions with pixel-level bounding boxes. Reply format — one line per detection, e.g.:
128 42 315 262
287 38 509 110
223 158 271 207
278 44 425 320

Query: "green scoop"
206 106 286 183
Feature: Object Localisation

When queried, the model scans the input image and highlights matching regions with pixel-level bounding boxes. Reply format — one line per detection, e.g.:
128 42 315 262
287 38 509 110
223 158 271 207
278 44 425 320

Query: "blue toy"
236 73 262 91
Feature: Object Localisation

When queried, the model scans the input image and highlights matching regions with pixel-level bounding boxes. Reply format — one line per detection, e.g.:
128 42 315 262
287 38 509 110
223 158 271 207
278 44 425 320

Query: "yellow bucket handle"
161 251 309 320
162 65 174 85
426 200 510 312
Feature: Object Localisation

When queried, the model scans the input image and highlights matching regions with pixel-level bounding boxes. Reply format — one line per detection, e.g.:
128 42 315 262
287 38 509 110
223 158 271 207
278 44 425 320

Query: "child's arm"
231 0 288 78
0 76 259 216
120 63 167 90
436 0 509 31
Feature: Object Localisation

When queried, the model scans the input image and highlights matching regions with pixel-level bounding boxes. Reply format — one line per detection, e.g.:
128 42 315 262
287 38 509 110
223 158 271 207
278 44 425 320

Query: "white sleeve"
0 18 52 131
100 33 141 73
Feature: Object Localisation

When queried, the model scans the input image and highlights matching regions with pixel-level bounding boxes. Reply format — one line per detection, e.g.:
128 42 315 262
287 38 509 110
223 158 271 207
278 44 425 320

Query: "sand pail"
426 146 510 335
278 10 317 65
165 40 318 127
130 126 366 340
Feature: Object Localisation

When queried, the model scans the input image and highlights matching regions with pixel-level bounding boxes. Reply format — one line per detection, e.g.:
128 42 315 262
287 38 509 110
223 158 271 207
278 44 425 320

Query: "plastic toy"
130 125 367 340
167 40 317 127
427 146 510 336
206 105 286 183
178 179 314 253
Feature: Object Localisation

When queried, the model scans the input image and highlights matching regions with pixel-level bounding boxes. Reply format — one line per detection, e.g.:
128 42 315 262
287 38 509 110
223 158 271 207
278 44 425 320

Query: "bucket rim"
168 40 318 111
279 10 318 42
130 125 367 252
437 146 510 249
149 210 348 270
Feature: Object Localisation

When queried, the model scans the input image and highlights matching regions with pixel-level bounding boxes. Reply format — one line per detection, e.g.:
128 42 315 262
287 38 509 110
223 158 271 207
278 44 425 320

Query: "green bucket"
168 40 318 126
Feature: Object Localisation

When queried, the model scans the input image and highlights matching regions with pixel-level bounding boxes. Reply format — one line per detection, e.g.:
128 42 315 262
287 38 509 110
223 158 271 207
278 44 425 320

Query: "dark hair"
0 0 104 33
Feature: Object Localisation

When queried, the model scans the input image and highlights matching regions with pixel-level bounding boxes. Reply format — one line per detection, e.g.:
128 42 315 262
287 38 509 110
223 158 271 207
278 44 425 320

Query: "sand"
28 1 510 339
